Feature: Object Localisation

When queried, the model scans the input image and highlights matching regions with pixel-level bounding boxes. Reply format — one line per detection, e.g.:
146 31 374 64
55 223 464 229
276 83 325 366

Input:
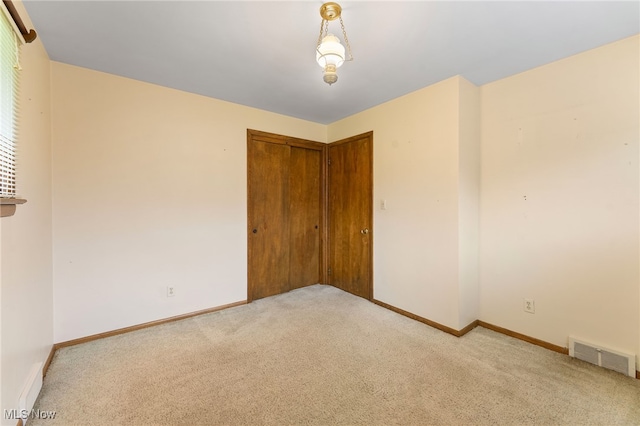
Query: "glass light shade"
316 34 345 68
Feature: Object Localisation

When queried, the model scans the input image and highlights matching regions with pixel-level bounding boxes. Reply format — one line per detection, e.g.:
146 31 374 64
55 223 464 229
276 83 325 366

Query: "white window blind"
0 7 20 197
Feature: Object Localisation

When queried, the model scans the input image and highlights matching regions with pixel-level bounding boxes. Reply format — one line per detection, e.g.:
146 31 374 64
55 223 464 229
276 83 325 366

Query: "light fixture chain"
316 19 326 49
339 16 353 60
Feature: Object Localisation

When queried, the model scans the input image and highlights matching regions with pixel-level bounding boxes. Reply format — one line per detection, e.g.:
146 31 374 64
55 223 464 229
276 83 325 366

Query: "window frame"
0 1 26 217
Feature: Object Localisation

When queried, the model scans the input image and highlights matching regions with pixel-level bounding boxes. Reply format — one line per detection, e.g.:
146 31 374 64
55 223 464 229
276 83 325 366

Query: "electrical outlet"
524 298 535 314
167 286 175 297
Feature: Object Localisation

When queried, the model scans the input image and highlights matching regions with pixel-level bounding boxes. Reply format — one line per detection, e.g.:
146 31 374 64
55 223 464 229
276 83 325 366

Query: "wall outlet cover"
524 298 535 313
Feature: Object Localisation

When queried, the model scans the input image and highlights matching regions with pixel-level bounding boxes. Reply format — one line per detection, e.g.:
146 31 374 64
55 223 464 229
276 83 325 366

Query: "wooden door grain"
289 147 322 290
247 130 326 301
247 140 290 301
328 132 373 299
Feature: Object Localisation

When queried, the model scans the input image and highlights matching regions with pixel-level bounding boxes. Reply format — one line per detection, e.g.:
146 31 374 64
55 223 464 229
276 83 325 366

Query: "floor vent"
569 337 635 377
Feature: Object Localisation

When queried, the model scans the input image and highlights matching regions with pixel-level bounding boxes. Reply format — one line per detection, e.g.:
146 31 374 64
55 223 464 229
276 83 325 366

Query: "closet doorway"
247 130 326 301
327 132 373 300
247 129 373 302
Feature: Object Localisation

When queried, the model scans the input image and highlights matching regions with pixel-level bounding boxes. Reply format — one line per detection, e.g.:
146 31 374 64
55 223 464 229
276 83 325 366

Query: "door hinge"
328 267 332 276
328 158 332 166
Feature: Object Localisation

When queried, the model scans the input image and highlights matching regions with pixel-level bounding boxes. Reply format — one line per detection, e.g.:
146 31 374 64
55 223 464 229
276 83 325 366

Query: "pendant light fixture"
316 2 353 86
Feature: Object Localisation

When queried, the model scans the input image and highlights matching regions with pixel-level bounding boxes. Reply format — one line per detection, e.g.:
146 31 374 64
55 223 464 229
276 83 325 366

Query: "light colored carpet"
32 285 640 425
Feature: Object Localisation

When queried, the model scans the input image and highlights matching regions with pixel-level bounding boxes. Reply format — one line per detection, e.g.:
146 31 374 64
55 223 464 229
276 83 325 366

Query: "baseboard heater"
569 336 636 377
18 362 44 423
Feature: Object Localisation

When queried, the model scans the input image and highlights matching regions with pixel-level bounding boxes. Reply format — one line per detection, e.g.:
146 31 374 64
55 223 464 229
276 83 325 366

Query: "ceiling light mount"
320 2 342 21
316 2 353 86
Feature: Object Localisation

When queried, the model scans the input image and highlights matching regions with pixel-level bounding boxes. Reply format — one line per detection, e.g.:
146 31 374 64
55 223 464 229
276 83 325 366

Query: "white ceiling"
23 1 640 124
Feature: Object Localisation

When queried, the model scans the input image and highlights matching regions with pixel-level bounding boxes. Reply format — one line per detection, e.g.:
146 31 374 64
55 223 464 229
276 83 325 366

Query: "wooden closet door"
247 130 326 302
247 140 290 301
289 147 322 290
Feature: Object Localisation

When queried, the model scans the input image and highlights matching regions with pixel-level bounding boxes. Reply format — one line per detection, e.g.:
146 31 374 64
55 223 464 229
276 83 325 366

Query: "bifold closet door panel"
289 147 322 290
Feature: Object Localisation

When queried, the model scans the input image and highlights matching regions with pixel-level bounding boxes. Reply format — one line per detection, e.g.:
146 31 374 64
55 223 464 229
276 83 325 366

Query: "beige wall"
328 76 481 331
327 36 639 363
51 62 326 342
0 2 53 423
457 78 481 328
480 35 639 362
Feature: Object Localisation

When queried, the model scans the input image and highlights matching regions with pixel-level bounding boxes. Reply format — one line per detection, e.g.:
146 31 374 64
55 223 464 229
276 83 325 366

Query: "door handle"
360 228 369 235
